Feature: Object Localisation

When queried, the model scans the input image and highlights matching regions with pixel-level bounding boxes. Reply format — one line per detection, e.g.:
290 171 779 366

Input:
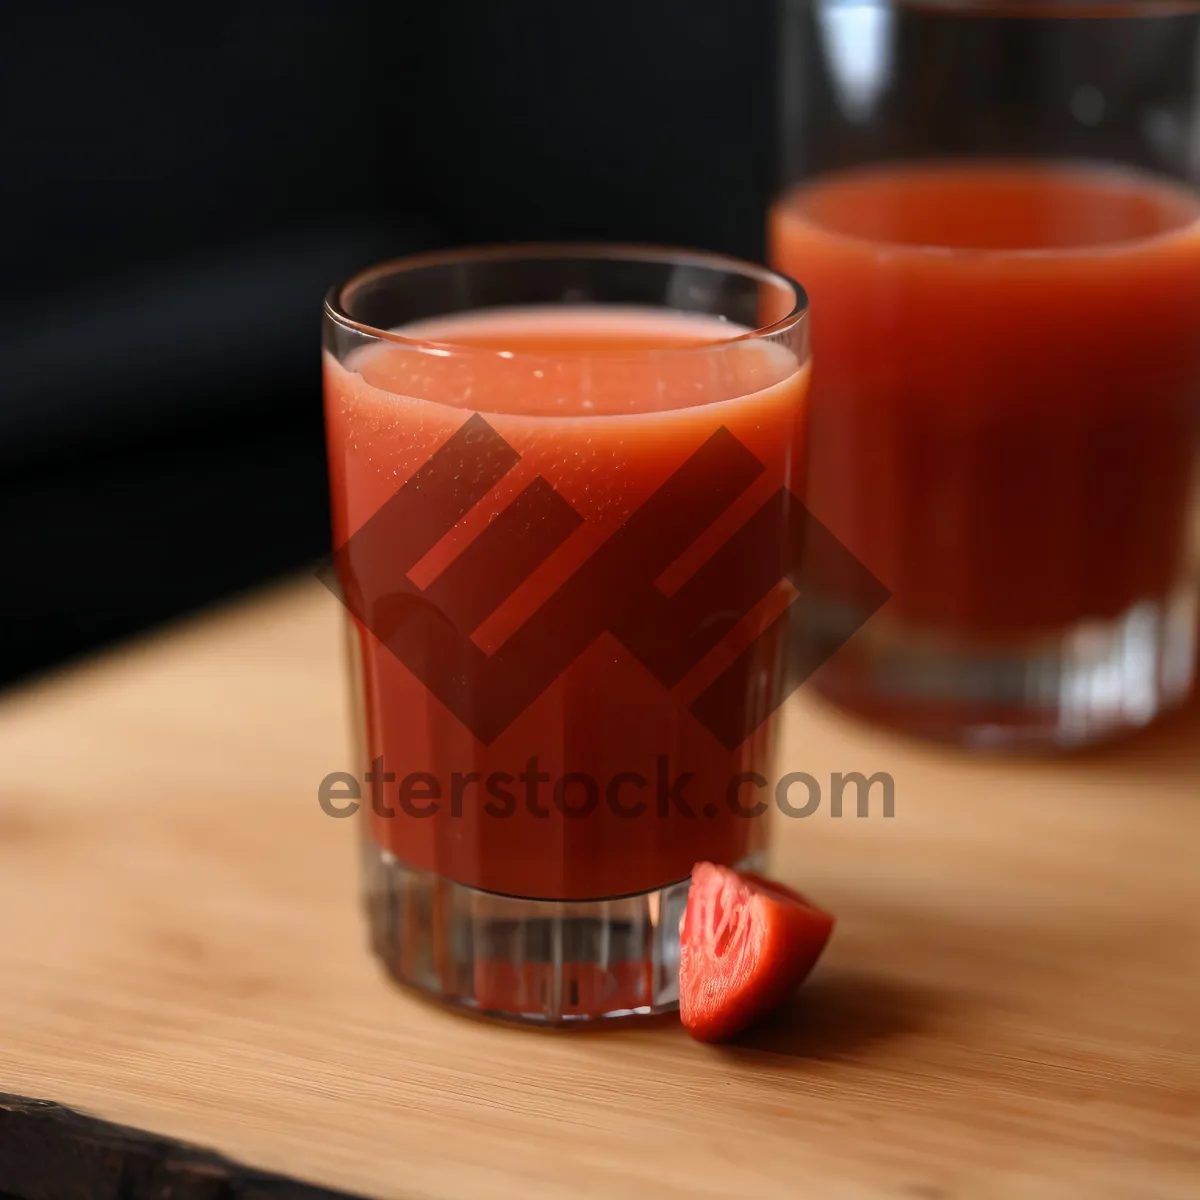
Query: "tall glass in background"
323 248 810 1022
772 0 1200 749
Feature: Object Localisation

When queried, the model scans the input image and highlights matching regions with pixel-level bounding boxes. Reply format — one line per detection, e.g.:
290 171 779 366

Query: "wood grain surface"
0 578 1197 1200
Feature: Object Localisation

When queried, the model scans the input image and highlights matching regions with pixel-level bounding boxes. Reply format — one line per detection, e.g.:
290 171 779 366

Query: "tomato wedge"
679 862 835 1042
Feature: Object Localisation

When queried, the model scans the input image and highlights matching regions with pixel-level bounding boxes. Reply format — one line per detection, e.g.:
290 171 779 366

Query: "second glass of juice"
323 247 811 1022
772 0 1200 749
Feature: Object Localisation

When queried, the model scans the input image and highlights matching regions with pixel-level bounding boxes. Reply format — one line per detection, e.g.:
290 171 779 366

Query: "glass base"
363 844 766 1025
811 590 1198 752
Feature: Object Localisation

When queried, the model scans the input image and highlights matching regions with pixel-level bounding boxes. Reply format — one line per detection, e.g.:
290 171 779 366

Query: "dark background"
0 0 776 686
10 2 1186 688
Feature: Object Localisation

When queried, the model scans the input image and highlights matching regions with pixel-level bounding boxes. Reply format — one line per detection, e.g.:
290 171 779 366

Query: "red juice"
324 306 809 902
769 161 1200 737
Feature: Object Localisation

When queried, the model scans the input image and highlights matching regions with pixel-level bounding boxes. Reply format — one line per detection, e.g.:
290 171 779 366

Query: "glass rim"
881 0 1200 15
323 242 809 361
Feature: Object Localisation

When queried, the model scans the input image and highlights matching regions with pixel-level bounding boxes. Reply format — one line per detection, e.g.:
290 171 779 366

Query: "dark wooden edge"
0 1094 374 1200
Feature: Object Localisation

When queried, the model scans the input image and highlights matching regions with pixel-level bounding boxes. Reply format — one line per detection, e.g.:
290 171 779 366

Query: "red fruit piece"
679 862 835 1043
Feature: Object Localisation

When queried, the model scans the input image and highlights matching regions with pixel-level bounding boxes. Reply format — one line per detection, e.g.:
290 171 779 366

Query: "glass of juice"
322 246 811 1022
771 0 1200 749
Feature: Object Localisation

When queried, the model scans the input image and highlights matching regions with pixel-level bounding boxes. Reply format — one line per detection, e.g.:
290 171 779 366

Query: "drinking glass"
772 0 1200 749
322 246 811 1022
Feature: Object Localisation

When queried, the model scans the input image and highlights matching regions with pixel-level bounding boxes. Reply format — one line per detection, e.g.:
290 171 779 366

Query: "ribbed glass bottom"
363 844 765 1024
811 589 1198 751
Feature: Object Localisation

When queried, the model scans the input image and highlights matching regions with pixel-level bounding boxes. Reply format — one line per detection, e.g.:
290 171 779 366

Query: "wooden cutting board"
0 578 1196 1200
